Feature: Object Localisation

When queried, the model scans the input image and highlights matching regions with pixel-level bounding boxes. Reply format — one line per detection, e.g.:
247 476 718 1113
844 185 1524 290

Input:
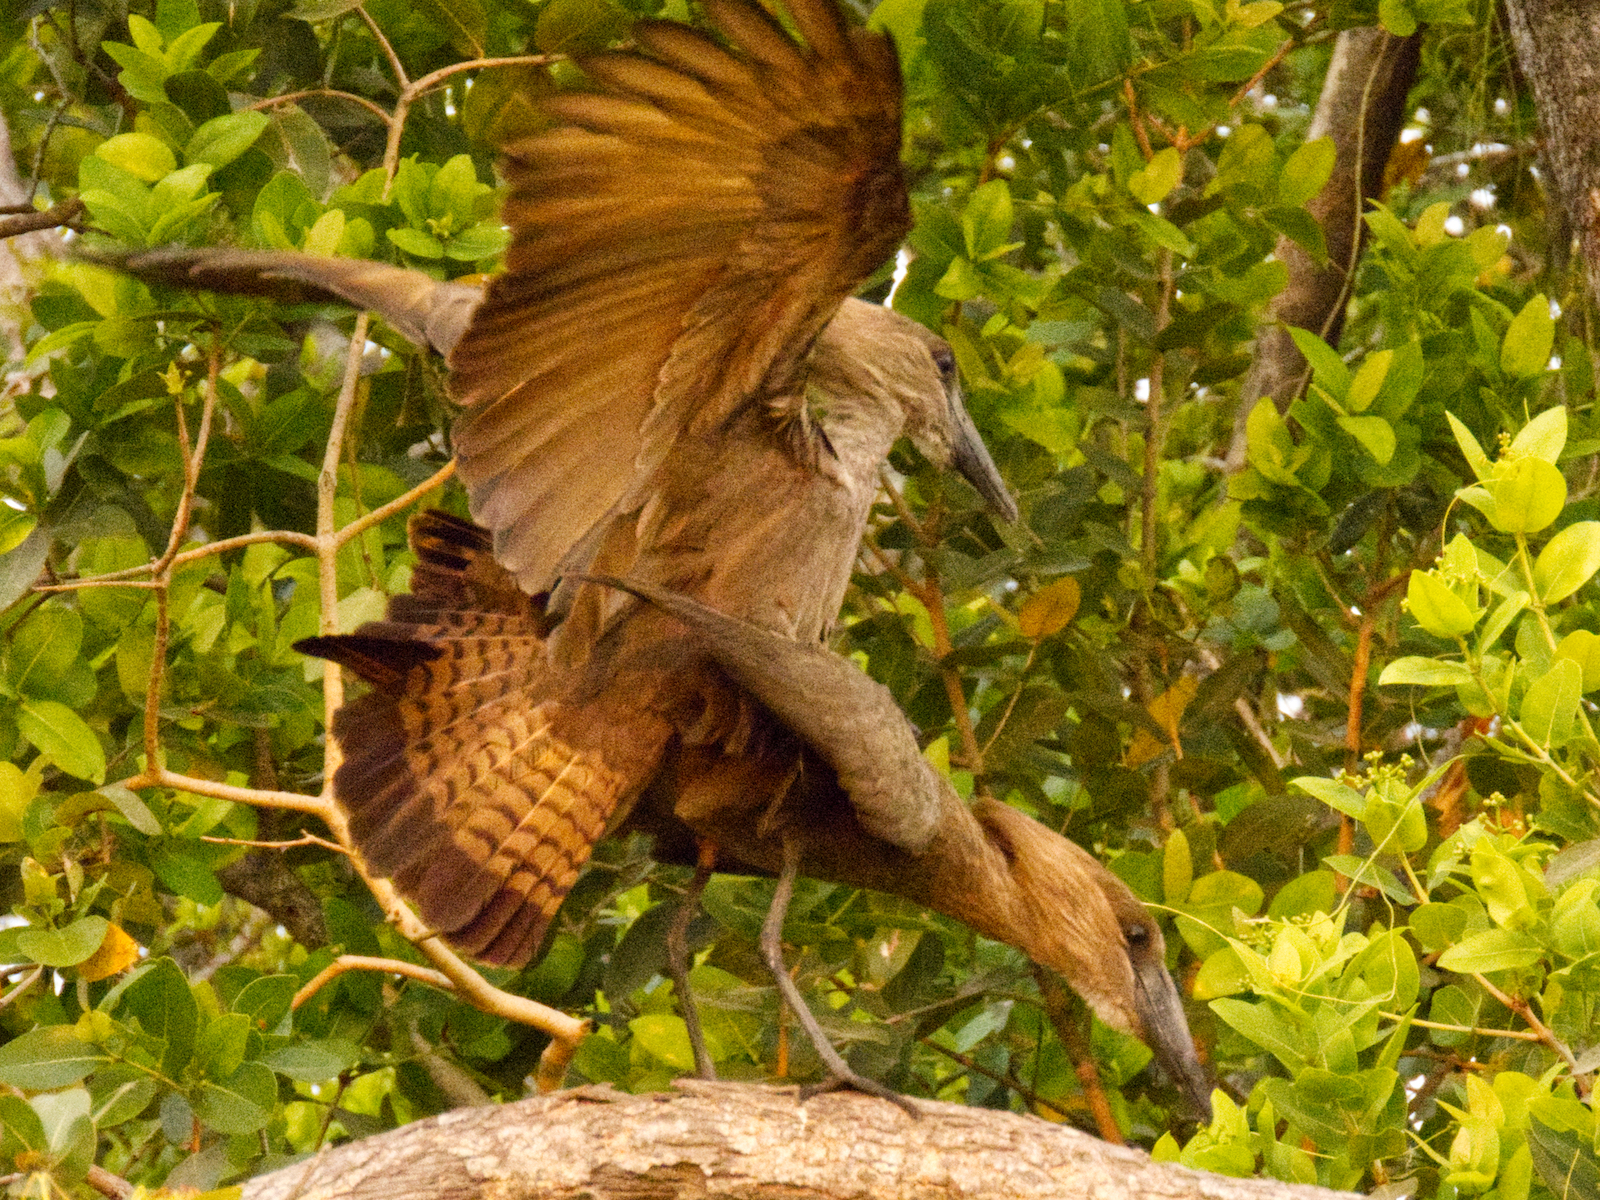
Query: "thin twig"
0 196 84 239
293 954 455 1010
122 767 333 818
1031 965 1124 1145
201 832 349 854
918 1037 1084 1123
334 458 456 548
1379 1011 1541 1043
84 1165 135 1200
403 54 559 101
357 4 409 89
0 965 43 1011
250 88 393 126
1471 972 1584 1087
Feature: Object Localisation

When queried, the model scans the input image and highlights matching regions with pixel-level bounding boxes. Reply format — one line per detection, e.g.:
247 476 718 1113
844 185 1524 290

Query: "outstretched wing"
449 0 910 594
591 575 941 855
300 513 634 966
297 514 766 967
110 247 481 355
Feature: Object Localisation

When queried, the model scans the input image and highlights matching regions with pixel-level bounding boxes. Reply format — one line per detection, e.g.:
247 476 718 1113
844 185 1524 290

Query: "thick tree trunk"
1502 0 1600 313
1227 27 1420 467
241 1081 1356 1200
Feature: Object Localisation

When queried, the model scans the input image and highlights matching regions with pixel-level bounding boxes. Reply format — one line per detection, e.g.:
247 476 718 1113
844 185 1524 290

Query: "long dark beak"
947 381 1018 523
1135 957 1214 1122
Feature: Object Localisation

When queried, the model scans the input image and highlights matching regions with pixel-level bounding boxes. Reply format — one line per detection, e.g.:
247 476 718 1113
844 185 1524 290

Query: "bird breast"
624 393 904 643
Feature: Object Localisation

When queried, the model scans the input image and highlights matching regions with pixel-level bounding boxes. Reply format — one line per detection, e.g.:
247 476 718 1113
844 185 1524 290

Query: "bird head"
814 299 1018 522
974 798 1214 1120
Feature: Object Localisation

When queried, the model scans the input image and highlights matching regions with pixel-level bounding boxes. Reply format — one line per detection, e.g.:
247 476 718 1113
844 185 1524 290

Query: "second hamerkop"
121 0 1211 1119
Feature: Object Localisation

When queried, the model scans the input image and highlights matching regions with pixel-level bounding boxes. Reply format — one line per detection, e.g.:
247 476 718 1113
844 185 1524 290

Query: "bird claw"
798 1071 920 1118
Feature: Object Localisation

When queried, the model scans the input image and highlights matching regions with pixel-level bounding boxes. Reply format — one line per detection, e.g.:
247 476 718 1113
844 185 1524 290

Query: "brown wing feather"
301 512 641 967
447 0 909 595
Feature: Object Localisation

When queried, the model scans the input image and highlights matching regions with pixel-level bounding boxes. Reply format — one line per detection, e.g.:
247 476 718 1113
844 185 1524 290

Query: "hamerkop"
118 0 1211 1119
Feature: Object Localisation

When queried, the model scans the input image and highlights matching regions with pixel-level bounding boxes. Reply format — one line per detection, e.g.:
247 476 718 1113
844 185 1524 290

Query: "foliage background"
1 0 1598 1197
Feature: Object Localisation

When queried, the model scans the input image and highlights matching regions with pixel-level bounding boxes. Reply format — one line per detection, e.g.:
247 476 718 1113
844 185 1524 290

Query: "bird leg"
761 833 919 1117
666 839 718 1080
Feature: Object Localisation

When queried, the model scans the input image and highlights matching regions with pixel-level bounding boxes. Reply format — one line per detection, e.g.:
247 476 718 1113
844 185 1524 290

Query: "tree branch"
240 1081 1357 1200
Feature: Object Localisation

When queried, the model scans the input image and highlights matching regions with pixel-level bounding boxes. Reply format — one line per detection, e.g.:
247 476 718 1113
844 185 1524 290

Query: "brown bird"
304 508 1211 1117
117 0 1209 1116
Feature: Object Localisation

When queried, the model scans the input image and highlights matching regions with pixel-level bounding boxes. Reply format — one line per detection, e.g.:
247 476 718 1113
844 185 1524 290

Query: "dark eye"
932 346 956 379
1125 924 1150 949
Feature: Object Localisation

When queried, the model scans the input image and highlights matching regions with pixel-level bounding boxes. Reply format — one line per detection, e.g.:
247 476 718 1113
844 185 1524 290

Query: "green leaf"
1521 658 1581 748
195 1013 251 1080
119 958 198 1079
7 604 83 696
194 1061 275 1134
1163 827 1192 904
1268 870 1338 919
1287 326 1350 398
1337 414 1396 464
95 133 177 183
934 255 983 301
444 223 511 262
0 508 36 556
1323 855 1414 904
1126 208 1195 256
185 110 268 170
17 699 106 784
289 0 363 20
1411 903 1469 952
1060 0 1132 86
1346 350 1391 413
1378 0 1419 35
1554 629 1600 692
1509 405 1567 463
533 0 631 52
232 975 298 1033
1277 137 1335 207
1471 844 1533 929
1532 520 1600 603
1128 147 1182 205
628 1014 696 1072
15 917 109 968
0 1027 108 1090
1193 946 1250 999
1291 775 1367 819
101 42 170 106
387 226 445 258
1436 928 1543 974
0 1093 47 1156
97 785 163 836
1478 591 1528 654
1407 571 1478 639
1501 296 1555 380
1488 456 1566 533
962 180 1015 261
1527 1110 1600 1200
151 842 223 904
1187 44 1269 82
1210 998 1306 1073
260 1041 356 1083
1448 412 1493 481
1378 657 1475 687
164 21 221 73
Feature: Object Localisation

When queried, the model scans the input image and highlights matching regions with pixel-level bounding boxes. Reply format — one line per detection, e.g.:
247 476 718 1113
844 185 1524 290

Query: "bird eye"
932 346 956 379
1124 924 1150 948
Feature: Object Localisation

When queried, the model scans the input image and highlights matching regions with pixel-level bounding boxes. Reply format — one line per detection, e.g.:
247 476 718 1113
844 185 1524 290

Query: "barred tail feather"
299 511 630 967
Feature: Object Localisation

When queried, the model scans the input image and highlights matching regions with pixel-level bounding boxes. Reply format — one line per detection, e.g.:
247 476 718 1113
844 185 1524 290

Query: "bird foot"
798 1071 920 1118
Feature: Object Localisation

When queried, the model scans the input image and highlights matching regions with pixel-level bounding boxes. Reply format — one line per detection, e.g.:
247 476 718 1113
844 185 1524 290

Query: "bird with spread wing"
119 0 1210 1118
